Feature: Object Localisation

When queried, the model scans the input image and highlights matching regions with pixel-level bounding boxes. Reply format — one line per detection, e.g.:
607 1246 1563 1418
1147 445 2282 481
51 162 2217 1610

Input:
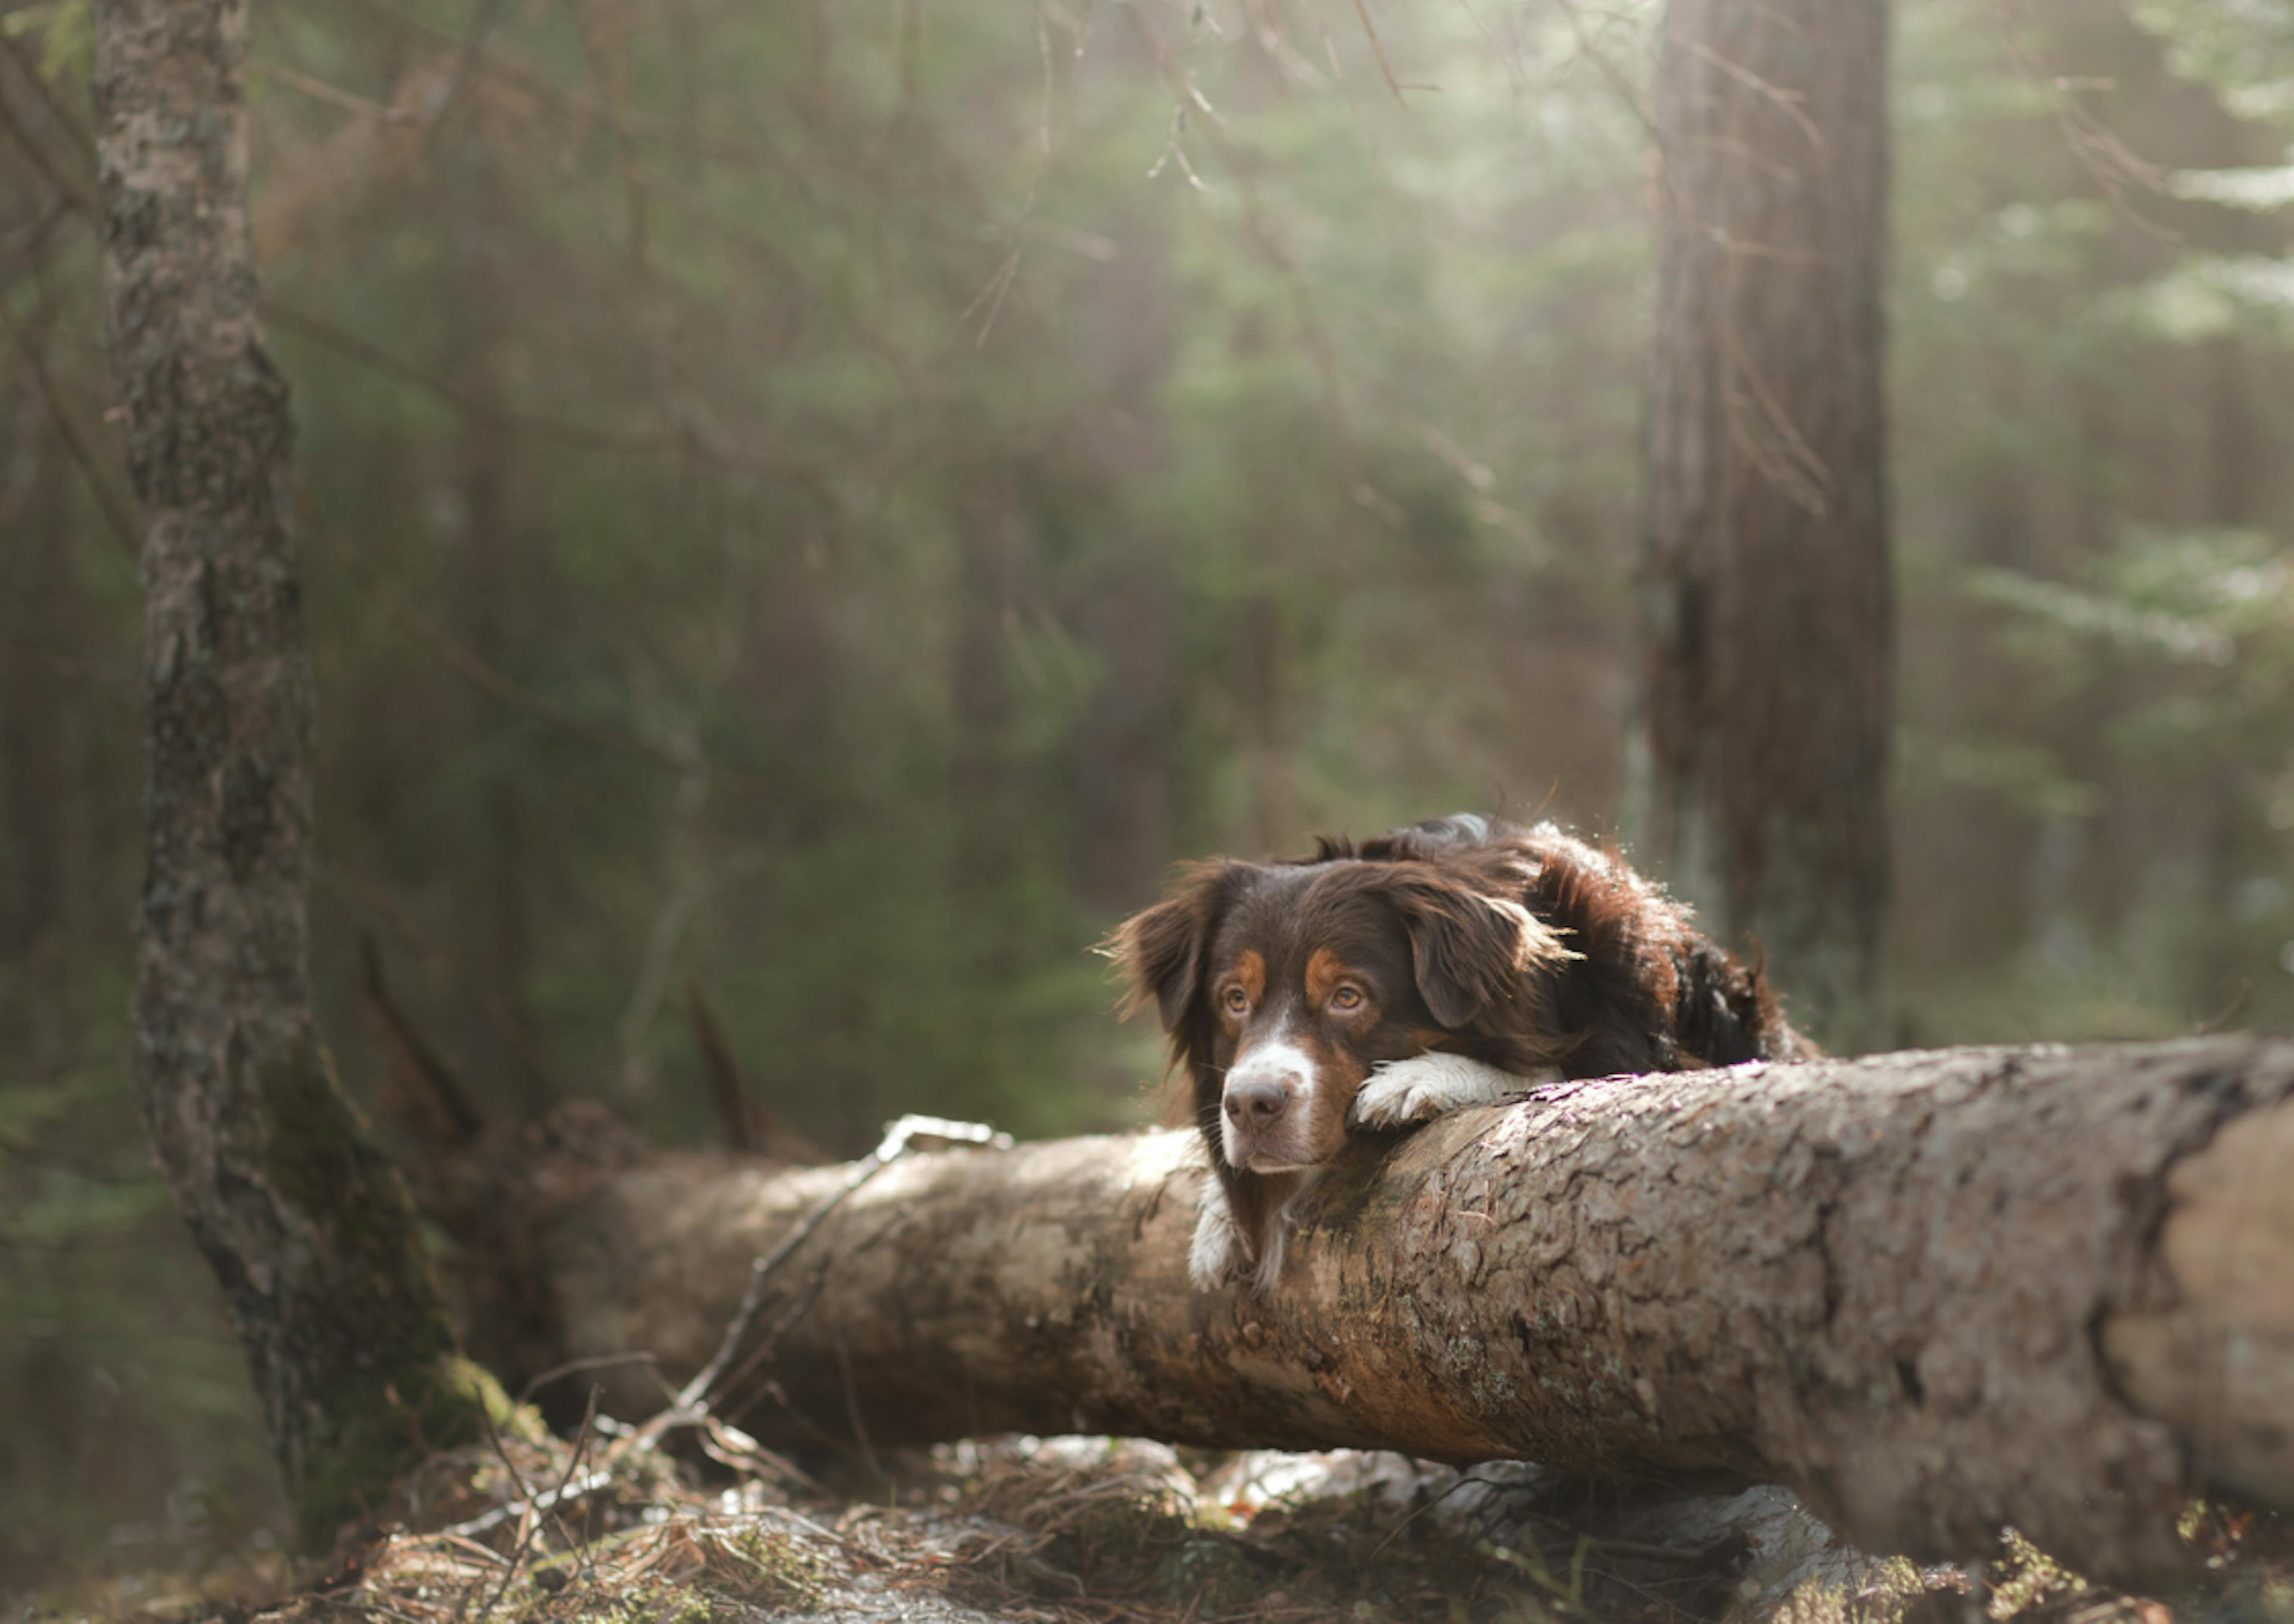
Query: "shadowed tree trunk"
2 361 73 971
451 148 554 1116
1630 0 1894 1051
433 1037 2294 1592
1072 555 1177 910
458 394 554 1116
94 0 495 1548
1069 207 1181 912
949 463 1020 895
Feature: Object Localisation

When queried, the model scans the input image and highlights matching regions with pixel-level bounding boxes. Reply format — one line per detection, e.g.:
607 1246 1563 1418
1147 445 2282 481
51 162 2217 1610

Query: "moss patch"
290 1352 503 1552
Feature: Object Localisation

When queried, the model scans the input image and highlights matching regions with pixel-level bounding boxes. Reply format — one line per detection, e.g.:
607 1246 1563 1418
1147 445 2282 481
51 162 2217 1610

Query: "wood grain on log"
470 1038 2294 1588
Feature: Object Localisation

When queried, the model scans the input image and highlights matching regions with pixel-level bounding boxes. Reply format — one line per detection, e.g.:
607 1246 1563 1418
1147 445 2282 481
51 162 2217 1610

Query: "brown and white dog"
1112 815 1814 1291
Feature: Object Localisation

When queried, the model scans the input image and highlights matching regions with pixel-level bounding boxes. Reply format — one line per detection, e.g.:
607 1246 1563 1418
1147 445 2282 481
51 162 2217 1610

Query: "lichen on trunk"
93 0 496 1548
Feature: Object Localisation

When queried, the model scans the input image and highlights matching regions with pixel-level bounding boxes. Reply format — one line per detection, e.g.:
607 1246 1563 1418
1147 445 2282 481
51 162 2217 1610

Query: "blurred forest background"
3 0 2293 1591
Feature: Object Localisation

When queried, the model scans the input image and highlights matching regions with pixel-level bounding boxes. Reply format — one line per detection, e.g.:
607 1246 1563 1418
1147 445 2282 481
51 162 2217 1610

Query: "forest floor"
24 1416 2294 1624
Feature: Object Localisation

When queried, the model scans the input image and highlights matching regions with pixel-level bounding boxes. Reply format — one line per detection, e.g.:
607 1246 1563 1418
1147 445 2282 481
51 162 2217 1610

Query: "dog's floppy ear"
1385 865 1571 1030
1109 861 1249 1032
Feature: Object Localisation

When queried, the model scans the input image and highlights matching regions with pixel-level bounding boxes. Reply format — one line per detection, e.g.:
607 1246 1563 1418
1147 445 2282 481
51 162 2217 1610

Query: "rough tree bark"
1630 0 1894 1050
94 0 494 1548
440 1037 2294 1591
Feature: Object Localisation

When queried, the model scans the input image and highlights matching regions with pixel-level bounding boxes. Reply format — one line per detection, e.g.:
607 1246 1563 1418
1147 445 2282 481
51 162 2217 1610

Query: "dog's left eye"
1330 984 1364 1011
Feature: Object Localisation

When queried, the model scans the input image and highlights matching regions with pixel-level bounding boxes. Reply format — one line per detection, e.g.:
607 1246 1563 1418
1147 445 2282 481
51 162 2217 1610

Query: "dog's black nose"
1223 1077 1290 1124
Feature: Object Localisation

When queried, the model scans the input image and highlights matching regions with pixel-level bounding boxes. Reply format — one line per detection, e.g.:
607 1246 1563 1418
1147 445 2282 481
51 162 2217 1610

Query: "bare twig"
306 504 747 785
1677 34 1821 150
0 1129 150 1186
1123 4 1357 463
517 1352 667 1409
672 1115 1014 1416
249 59 417 122
686 981 755 1153
269 300 848 520
266 304 694 461
424 0 511 159
1551 0 1661 152
555 0 651 265
833 1336 882 1481
450 1384 540 1623
446 1469 618 1544
0 197 73 283
476 1386 600 1615
0 33 95 161
318 861 561 1098
344 0 821 189
360 934 486 1149
1721 321 1831 517
613 719 715 1095
1346 0 1410 105
1989 0 2173 238
965 0 1062 346
0 67 97 211
0 300 138 553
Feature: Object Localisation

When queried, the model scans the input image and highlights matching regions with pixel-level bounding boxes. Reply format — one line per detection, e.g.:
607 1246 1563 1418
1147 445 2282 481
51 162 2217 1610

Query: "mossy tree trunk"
1630 0 1894 1051
93 0 496 1549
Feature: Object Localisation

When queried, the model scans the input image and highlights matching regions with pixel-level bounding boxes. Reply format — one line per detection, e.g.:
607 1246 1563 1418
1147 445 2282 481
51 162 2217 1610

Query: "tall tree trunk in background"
2 363 73 974
461 398 553 1115
94 0 493 1548
1630 0 1893 1051
2198 335 2260 1020
1071 209 1180 911
950 466 1019 898
1073 558 1177 908
1241 592 1294 856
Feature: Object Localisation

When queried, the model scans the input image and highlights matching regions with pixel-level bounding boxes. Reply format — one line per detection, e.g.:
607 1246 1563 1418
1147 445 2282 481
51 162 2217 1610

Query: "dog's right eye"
1220 986 1249 1015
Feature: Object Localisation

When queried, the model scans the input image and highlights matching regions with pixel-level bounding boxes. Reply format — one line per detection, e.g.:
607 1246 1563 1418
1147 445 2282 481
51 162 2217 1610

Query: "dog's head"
1113 851 1573 1175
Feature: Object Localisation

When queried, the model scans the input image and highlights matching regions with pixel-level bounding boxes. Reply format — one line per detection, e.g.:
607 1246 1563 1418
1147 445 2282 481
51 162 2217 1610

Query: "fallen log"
443 1036 2294 1589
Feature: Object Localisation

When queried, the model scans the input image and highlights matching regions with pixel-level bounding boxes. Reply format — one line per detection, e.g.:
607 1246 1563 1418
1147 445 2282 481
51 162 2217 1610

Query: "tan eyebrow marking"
1305 947 1355 1006
1231 949 1266 1003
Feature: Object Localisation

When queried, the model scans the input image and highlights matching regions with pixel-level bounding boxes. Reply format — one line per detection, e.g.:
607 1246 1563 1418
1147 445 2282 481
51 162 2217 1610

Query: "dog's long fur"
1112 815 1814 1290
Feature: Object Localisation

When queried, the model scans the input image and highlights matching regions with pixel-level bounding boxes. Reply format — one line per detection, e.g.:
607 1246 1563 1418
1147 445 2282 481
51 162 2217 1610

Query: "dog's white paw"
1189 1177 1244 1290
1350 1052 1553 1129
1189 1172 1315 1293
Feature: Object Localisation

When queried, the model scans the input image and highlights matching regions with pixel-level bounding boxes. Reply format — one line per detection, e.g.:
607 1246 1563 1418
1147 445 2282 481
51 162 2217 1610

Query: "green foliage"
2133 0 2294 115
0 1 93 83
1893 0 2294 1045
